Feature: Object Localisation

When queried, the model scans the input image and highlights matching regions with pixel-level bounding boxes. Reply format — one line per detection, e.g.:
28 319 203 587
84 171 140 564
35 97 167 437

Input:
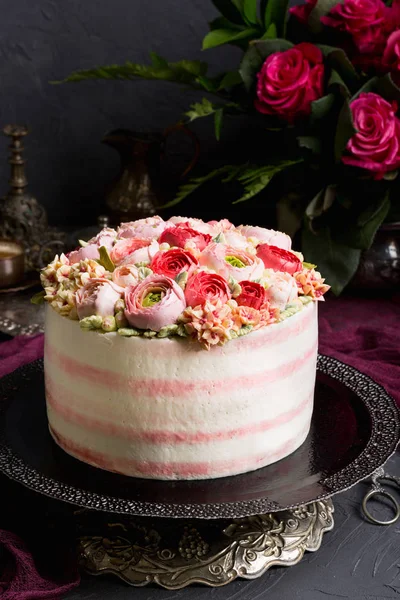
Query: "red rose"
383 30 400 85
254 43 324 123
342 93 400 179
185 271 231 307
159 223 212 251
289 0 317 25
257 244 302 274
236 281 268 311
150 248 198 278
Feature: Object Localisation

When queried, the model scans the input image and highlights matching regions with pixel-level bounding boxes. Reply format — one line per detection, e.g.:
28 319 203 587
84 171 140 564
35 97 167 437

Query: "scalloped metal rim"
0 355 399 519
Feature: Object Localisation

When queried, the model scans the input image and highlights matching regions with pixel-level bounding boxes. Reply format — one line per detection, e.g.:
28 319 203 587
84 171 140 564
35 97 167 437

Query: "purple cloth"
0 333 79 600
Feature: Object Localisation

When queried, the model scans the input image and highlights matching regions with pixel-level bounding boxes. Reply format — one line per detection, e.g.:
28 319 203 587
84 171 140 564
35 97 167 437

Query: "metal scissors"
362 467 400 525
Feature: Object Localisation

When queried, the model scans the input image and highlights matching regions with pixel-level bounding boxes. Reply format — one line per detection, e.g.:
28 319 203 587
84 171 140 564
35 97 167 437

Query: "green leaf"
31 290 45 305
243 0 258 25
375 73 400 105
214 108 224 140
164 165 233 208
218 70 243 89
310 94 335 124
302 224 361 295
239 39 293 90
233 160 303 203
262 23 278 39
263 0 290 37
305 186 336 220
202 27 259 50
97 246 115 272
334 99 357 162
149 52 168 68
327 69 350 97
297 135 322 155
185 98 241 125
335 193 391 250
209 16 244 31
303 262 317 270
56 58 208 86
211 0 244 24
318 45 359 94
308 0 340 34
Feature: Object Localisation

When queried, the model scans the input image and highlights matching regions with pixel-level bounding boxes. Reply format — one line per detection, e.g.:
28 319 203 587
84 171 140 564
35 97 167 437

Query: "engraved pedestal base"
77 499 334 589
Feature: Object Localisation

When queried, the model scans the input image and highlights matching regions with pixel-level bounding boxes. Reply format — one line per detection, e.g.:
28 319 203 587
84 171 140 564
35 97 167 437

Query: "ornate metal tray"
0 356 398 519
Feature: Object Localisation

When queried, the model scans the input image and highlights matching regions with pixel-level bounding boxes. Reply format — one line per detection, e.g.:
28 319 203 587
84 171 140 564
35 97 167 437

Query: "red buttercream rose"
254 43 324 123
185 271 231 307
159 223 212 251
257 244 302 274
151 248 198 278
342 93 400 179
236 281 268 311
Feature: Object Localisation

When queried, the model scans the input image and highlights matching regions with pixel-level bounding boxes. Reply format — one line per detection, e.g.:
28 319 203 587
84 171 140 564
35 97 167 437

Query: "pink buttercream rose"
222 230 250 250
110 238 151 265
257 244 302 274
120 240 160 266
159 223 212 251
383 30 400 85
112 265 140 288
87 227 117 249
151 248 198 278
207 218 236 232
263 270 299 310
76 278 123 320
117 216 167 240
321 0 388 53
184 271 231 307
68 227 117 264
254 43 324 123
342 93 400 179
199 243 265 282
236 281 268 311
124 274 186 331
237 225 292 250
167 216 214 235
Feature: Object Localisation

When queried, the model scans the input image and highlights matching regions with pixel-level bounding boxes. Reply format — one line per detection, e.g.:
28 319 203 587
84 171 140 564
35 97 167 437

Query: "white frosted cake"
38 215 329 480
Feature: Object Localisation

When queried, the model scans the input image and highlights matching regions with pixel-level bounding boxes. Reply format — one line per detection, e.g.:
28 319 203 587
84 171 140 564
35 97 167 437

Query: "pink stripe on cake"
50 425 309 478
46 380 312 444
46 341 317 399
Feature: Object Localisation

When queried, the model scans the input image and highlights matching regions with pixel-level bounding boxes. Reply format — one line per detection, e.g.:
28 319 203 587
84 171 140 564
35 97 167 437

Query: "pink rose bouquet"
124 274 186 331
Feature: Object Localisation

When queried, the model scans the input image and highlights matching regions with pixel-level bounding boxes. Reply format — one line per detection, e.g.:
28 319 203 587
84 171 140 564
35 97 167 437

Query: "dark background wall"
0 1 246 227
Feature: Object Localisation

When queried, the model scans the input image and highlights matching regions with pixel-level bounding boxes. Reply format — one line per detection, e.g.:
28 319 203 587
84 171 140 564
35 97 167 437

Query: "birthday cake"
39 215 329 480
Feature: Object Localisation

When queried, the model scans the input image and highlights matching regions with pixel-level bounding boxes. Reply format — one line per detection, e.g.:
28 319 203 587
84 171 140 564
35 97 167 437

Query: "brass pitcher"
103 124 200 225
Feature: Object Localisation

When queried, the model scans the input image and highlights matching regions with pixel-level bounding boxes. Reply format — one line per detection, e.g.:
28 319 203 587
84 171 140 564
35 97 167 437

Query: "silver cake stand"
0 357 399 588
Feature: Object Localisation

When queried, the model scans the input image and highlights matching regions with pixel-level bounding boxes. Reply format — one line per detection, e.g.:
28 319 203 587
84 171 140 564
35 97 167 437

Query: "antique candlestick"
0 125 65 270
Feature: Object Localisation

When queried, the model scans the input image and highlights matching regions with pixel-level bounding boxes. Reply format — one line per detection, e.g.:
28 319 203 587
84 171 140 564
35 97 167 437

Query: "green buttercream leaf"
115 310 128 329
237 325 253 336
102 315 117 332
175 271 188 289
176 324 188 337
228 275 242 298
138 266 153 280
31 290 45 305
78 239 88 247
213 232 226 244
80 315 103 330
226 255 246 268
143 330 157 338
142 291 162 307
97 246 115 272
157 324 179 338
303 261 317 270
117 327 141 337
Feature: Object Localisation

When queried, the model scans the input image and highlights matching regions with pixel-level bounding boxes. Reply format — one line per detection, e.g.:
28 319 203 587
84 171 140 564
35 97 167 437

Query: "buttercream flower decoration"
167 216 214 235
151 248 198 279
257 244 302 274
184 270 231 307
117 216 167 239
124 274 186 331
237 225 292 250
236 281 268 311
254 43 324 123
68 227 117 264
232 304 277 330
342 93 400 179
112 264 140 288
159 222 212 251
295 268 330 299
110 238 152 265
76 279 123 319
199 243 264 282
179 299 236 350
262 269 299 310
120 240 160 266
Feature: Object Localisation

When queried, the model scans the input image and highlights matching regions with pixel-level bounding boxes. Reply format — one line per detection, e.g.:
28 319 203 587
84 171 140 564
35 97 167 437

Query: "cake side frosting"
44 301 317 480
